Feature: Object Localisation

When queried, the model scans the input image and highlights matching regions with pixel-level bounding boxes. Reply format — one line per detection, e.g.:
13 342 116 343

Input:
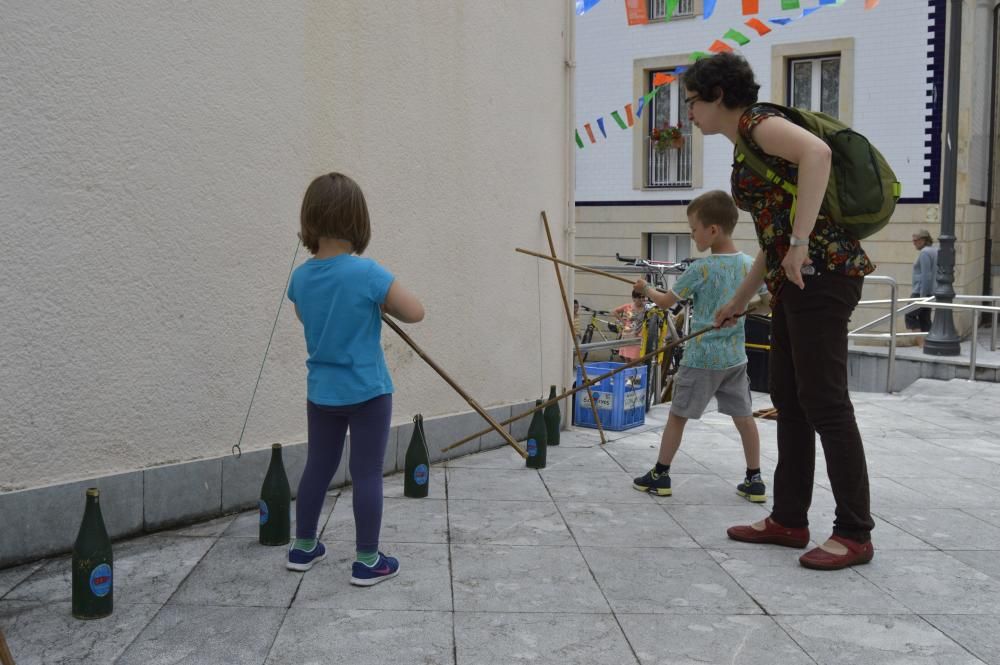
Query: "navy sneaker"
286 541 327 572
633 468 672 496
350 552 400 587
737 473 767 503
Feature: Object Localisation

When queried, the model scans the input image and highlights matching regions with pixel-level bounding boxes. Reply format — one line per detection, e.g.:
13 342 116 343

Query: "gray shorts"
669 363 753 420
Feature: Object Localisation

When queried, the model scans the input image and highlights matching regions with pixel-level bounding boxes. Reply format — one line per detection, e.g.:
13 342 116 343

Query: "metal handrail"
853 277 1000 389
954 295 1000 351
849 275 898 393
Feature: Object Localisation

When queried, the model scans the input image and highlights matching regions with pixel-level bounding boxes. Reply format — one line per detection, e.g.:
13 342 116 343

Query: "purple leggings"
296 394 391 552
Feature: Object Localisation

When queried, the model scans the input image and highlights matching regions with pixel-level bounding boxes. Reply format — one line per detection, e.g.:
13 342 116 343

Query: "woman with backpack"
689 52 876 570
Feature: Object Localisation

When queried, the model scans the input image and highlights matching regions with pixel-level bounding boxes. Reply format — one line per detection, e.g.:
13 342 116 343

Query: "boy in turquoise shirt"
632 190 764 502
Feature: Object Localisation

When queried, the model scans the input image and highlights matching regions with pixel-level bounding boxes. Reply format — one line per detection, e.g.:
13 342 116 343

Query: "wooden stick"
0 628 15 665
441 314 749 452
516 248 636 285
381 315 527 459
540 211 607 445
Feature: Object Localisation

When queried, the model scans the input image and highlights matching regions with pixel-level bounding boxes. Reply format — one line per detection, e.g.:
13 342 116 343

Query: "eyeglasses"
684 94 701 109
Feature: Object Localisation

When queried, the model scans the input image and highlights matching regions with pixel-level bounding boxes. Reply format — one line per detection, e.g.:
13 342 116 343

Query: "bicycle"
615 254 693 410
578 304 622 362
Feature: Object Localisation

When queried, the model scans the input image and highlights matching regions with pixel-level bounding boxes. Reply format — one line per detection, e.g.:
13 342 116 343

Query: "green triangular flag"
723 28 751 46
665 0 679 21
690 51 710 62
781 0 800 9
610 110 627 130
575 129 584 148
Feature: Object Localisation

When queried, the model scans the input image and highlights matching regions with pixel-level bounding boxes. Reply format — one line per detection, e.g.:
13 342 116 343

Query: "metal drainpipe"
983 2 999 303
564 0 577 428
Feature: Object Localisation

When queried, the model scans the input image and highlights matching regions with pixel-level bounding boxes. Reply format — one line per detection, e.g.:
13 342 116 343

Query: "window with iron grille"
787 55 841 119
646 69 693 188
648 0 696 20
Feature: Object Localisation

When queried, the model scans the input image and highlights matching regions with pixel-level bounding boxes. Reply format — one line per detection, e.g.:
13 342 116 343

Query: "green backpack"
734 103 901 240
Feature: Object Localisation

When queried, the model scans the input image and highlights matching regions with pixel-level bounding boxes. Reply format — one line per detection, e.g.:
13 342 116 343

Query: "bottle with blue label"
525 399 548 469
72 488 113 619
259 443 291 546
404 414 430 498
544 385 561 446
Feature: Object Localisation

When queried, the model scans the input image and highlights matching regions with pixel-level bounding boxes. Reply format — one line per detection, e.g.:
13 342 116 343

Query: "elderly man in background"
906 229 938 346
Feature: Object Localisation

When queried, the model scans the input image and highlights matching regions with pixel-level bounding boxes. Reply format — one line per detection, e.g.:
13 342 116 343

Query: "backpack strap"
734 139 799 224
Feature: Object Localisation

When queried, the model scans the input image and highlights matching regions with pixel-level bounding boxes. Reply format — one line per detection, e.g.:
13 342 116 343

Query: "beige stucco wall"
0 2 572 490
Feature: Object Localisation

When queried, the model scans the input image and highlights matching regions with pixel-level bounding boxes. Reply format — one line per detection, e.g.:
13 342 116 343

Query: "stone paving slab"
775 614 986 664
115 605 286 665
618 613 815 665
454 612 635 665
2 378 999 664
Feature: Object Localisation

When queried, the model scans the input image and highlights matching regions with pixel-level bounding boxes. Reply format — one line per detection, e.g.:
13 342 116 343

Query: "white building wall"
0 2 571 490
575 0 936 202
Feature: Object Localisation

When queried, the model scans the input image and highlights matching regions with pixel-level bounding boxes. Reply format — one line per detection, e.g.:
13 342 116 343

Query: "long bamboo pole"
516 247 638 286
441 315 748 453
540 211 607 445
381 315 527 459
0 628 15 665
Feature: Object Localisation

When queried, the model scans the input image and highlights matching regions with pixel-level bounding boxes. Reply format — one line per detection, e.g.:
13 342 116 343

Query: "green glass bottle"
259 443 291 546
404 414 430 498
525 399 548 469
544 385 561 447
72 488 113 620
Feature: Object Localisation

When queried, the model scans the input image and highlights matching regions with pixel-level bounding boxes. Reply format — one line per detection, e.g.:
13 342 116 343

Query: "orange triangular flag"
584 123 597 143
864 0 879 8
708 40 733 54
625 103 634 127
652 72 675 87
744 17 771 36
742 0 759 14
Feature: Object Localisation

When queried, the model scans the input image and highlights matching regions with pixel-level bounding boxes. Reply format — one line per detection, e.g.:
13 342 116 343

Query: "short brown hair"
299 173 371 255
686 190 739 235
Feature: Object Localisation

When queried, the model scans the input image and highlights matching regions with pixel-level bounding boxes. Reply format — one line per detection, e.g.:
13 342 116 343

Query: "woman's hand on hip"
781 246 813 290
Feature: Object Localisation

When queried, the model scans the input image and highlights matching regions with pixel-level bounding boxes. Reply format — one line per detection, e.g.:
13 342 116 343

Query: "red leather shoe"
799 535 874 570
726 517 810 548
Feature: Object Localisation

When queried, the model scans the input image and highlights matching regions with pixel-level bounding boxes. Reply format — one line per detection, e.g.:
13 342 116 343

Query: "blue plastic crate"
573 362 646 431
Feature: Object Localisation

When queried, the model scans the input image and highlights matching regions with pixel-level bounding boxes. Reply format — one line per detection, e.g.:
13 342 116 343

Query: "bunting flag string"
575 0 881 149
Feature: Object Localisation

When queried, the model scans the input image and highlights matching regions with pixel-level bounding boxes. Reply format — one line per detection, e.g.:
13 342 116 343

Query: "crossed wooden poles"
385 211 735 458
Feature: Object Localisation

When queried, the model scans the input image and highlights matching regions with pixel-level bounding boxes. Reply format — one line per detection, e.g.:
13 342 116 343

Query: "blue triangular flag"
769 17 793 25
575 0 602 15
703 0 717 19
597 117 607 138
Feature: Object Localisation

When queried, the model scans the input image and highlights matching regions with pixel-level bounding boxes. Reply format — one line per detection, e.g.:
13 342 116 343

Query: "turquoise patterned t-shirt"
670 253 754 370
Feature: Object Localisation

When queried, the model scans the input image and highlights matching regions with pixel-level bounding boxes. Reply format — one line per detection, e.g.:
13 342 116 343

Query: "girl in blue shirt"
286 173 424 585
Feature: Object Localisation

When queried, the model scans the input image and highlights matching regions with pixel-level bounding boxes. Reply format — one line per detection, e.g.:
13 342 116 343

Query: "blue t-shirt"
287 255 394 406
670 253 754 370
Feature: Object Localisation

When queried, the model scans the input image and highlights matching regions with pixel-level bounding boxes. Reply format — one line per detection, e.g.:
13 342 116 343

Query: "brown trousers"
768 272 875 543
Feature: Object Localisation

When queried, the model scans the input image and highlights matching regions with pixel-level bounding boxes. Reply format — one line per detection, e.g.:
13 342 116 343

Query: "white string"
232 240 300 457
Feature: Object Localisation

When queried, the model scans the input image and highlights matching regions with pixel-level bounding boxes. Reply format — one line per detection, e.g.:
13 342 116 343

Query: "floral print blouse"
730 104 874 299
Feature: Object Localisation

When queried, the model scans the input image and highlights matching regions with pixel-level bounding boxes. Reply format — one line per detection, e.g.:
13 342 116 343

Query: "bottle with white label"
525 400 548 469
259 443 291 546
404 414 430 498
72 488 113 619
